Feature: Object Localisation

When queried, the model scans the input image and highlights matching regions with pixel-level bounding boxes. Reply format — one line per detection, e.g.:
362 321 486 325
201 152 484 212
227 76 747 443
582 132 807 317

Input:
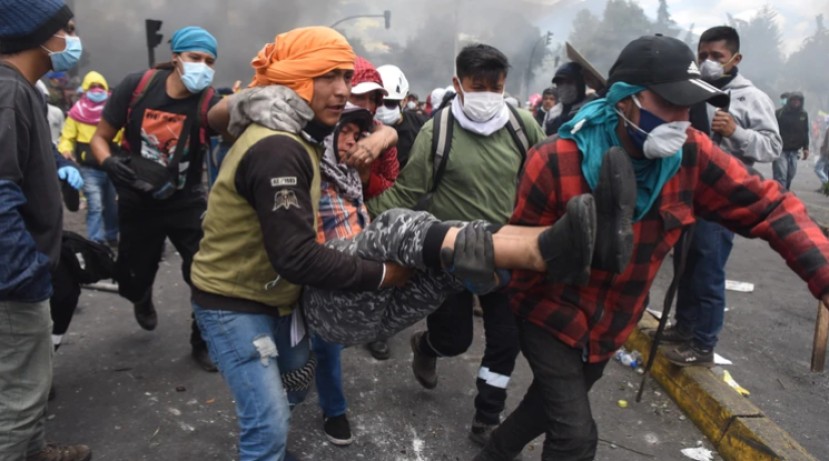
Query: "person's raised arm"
89 118 118 164
207 96 233 140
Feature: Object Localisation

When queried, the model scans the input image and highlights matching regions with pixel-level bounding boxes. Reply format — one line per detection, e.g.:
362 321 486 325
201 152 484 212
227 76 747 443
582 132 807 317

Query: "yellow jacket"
57 71 122 164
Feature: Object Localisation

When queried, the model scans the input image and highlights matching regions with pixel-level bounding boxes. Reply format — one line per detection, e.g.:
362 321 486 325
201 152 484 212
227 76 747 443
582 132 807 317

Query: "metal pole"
525 37 543 101
330 14 384 29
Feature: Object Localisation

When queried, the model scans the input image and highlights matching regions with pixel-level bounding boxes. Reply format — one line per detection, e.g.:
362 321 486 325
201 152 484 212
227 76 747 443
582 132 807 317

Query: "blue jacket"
0 181 53 301
0 64 63 303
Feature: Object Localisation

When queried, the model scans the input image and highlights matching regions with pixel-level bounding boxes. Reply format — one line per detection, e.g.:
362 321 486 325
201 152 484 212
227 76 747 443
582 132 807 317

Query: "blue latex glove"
58 166 84 190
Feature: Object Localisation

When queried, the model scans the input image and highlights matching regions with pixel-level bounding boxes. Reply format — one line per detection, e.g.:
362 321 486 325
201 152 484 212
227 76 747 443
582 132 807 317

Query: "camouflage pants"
302 209 466 346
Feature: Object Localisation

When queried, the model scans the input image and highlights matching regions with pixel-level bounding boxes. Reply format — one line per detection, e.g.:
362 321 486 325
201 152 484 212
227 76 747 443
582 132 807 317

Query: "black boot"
133 292 157 331
538 194 597 285
366 339 391 360
592 146 636 273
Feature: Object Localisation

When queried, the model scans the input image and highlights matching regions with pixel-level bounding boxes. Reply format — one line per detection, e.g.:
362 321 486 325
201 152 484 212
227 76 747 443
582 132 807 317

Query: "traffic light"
146 19 163 49
546 31 554 45
384 10 391 29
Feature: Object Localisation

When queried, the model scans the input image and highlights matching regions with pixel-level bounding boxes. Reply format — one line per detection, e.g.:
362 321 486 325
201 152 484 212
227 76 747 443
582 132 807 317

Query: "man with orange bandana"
190 27 411 461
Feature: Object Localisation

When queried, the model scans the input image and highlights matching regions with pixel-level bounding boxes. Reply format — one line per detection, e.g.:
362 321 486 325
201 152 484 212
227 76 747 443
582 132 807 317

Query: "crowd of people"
4 1 829 461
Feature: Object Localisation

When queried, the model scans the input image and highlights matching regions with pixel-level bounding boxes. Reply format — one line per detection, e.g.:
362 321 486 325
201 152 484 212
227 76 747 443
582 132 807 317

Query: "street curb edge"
626 315 817 461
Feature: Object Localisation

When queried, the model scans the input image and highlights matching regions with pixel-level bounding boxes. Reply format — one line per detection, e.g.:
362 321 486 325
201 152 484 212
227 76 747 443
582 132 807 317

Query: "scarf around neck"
319 132 364 202
558 82 683 221
450 95 509 136
228 85 315 138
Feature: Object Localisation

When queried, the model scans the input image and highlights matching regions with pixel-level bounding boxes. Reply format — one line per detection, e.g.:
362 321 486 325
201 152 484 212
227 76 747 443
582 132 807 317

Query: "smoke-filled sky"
69 0 826 98
536 0 827 54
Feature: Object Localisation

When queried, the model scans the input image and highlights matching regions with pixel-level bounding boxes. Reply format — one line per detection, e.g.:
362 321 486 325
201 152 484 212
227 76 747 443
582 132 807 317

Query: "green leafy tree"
785 14 829 112
569 0 655 75
654 0 682 38
727 5 784 97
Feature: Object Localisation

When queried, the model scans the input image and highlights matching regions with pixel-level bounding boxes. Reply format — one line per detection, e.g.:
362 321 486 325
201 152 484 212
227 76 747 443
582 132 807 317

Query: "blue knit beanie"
0 0 73 54
170 26 218 59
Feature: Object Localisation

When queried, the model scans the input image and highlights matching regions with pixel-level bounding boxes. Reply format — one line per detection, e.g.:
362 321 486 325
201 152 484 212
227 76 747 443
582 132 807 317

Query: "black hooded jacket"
776 92 809 151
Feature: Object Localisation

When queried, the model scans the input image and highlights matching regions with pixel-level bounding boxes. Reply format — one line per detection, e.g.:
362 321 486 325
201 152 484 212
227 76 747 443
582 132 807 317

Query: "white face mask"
699 55 736 82
375 105 401 125
700 60 725 81
406 101 417 110
460 88 505 122
640 121 691 159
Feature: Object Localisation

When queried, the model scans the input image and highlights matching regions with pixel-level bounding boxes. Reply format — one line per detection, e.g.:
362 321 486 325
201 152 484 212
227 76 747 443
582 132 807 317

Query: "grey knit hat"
0 0 74 54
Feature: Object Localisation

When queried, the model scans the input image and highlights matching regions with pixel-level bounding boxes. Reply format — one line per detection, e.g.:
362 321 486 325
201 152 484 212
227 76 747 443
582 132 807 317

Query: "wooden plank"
810 301 829 372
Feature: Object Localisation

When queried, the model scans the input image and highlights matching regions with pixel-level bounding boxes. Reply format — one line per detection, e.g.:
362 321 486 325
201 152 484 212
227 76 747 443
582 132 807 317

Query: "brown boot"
410 331 437 389
27 443 92 461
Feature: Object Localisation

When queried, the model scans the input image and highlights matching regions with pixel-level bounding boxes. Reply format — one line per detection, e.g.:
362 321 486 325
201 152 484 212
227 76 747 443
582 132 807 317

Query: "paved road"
51 155 829 460
49 214 714 460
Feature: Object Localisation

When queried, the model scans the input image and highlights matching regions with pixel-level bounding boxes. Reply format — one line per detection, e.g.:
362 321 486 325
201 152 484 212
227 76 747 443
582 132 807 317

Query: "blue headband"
170 26 217 59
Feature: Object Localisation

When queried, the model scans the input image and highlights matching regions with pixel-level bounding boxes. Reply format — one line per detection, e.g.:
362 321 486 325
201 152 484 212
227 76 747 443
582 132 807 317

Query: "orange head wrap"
250 26 355 103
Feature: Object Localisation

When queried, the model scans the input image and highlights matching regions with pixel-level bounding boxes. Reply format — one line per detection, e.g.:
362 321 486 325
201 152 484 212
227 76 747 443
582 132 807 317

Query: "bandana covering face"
250 26 356 103
67 70 109 125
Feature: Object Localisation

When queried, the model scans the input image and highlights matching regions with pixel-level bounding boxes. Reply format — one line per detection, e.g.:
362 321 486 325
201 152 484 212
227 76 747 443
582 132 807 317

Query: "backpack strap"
429 107 454 191
121 69 159 151
413 107 454 211
504 104 529 171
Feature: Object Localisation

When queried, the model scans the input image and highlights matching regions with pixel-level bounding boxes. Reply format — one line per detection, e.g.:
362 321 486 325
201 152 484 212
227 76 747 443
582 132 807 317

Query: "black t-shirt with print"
103 69 220 210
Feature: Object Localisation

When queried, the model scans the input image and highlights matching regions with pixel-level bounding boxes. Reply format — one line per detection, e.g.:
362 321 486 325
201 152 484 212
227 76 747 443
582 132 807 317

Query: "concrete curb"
626 315 817 461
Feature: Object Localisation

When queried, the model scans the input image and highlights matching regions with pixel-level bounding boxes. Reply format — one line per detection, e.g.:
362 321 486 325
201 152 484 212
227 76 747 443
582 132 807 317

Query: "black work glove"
102 156 138 187
442 221 500 294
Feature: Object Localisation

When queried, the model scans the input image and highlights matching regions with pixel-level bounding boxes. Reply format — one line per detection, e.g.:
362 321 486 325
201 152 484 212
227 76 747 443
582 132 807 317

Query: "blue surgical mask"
624 94 666 151
42 35 83 72
86 89 108 103
618 95 689 159
178 61 215 93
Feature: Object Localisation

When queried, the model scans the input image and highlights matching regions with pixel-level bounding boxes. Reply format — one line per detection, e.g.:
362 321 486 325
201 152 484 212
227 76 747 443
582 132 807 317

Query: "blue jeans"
674 219 735 350
311 335 347 418
80 166 118 243
772 150 800 190
814 156 829 185
193 303 310 461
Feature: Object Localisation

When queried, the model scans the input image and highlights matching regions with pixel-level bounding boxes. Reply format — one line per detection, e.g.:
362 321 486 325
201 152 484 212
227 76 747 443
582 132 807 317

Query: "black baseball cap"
608 34 730 108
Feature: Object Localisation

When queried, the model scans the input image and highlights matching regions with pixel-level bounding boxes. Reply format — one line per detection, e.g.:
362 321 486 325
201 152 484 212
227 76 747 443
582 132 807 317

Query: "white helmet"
377 64 409 101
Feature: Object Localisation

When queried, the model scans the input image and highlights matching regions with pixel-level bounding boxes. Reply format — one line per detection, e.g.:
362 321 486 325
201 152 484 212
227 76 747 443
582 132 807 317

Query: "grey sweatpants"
302 209 467 346
0 299 52 460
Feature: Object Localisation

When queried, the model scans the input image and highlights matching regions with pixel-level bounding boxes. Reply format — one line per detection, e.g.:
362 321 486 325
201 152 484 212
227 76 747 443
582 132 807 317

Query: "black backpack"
60 231 116 284
414 104 530 211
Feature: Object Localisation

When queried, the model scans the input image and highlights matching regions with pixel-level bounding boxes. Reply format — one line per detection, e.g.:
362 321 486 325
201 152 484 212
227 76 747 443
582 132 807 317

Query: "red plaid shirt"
508 130 829 363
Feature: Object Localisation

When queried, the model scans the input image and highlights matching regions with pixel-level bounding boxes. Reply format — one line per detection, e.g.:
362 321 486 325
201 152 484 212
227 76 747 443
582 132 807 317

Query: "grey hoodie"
706 74 782 165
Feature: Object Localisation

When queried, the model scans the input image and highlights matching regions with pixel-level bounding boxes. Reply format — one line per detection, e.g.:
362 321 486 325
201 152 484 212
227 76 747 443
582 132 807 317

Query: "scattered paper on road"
725 280 755 293
681 447 714 461
722 369 750 397
714 354 732 365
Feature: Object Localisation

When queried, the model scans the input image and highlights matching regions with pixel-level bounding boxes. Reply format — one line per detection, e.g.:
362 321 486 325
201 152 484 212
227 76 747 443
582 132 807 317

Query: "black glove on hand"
446 221 497 294
102 156 137 187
